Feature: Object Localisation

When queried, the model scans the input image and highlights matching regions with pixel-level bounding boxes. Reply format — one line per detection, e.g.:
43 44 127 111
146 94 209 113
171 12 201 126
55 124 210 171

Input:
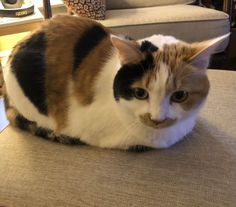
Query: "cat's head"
112 34 229 129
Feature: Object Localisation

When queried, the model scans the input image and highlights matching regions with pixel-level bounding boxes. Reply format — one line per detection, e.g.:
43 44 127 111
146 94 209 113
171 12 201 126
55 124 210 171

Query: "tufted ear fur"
111 36 144 65
187 33 230 69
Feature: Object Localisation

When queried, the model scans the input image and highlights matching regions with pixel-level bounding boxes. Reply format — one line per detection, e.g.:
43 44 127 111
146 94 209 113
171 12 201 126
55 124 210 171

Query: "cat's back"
4 15 113 130
9 15 111 66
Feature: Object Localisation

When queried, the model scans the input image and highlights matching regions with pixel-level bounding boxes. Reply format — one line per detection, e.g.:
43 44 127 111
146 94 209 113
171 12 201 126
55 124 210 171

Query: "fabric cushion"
99 5 230 52
0 70 236 206
107 0 195 10
63 0 106 20
101 5 228 28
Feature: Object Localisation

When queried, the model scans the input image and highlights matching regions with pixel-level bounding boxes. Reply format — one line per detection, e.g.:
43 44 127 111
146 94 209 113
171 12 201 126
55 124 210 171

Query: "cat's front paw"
153 135 184 149
128 145 153 152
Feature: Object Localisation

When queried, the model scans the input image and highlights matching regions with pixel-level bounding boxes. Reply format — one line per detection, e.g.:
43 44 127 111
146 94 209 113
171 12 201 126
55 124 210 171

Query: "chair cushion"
101 5 228 27
99 5 230 52
107 0 195 10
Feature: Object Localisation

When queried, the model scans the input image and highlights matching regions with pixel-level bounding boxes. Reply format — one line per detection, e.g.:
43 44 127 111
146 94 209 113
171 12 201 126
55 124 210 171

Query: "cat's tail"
1 63 84 145
14 114 85 144
8 109 85 145
3 96 84 145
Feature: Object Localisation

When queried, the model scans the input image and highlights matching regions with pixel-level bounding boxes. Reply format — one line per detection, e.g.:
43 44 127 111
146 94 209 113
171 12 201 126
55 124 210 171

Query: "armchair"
98 0 230 53
42 0 231 53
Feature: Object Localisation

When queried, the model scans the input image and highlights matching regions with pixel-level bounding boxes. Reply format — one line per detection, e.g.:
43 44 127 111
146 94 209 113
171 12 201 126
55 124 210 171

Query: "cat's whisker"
119 122 135 137
119 120 139 141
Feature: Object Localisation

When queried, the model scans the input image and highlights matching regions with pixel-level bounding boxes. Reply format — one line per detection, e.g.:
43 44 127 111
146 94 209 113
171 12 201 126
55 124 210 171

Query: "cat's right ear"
111 36 144 65
187 33 230 69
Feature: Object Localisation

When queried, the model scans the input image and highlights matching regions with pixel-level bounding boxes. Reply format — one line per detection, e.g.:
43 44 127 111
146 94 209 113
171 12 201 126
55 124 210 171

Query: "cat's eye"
133 88 149 100
171 91 188 103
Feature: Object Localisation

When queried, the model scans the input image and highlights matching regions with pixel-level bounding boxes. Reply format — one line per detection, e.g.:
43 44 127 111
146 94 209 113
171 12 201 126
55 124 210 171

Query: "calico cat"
3 15 229 151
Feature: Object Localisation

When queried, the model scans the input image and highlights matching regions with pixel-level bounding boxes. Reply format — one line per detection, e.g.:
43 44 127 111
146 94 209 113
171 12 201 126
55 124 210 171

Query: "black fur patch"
113 54 154 101
15 114 85 145
34 127 85 145
54 135 86 145
3 94 10 110
73 25 108 72
128 145 153 152
15 114 35 130
140 41 158 53
11 32 48 115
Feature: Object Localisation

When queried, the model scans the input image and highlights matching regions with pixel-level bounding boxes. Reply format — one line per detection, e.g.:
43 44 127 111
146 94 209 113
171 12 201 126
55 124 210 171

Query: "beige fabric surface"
0 70 236 207
101 5 228 28
106 0 195 10
107 20 229 53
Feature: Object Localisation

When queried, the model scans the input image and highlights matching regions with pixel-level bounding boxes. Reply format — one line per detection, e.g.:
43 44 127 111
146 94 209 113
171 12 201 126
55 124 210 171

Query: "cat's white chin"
104 107 198 150
111 99 200 150
150 114 197 149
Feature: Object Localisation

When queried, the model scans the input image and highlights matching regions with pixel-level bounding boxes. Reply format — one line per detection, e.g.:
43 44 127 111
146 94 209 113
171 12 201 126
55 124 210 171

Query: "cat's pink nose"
148 114 165 125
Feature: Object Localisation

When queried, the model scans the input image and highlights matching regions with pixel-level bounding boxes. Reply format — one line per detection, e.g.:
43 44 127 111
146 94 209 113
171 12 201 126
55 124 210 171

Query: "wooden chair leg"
42 0 52 19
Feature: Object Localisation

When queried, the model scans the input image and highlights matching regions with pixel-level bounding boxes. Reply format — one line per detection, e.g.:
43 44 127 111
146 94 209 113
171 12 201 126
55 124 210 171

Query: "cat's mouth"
139 114 176 129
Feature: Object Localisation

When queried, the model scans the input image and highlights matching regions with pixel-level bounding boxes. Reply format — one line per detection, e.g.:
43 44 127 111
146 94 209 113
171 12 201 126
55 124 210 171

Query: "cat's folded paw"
128 145 153 152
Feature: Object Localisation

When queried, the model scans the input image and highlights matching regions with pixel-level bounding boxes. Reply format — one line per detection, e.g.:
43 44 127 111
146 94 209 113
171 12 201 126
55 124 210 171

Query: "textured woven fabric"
104 20 229 53
0 70 236 207
100 5 228 27
63 0 106 20
106 0 195 10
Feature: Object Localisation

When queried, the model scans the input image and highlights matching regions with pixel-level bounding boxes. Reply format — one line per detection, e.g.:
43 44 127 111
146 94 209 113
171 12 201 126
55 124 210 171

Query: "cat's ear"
187 33 230 69
111 36 144 65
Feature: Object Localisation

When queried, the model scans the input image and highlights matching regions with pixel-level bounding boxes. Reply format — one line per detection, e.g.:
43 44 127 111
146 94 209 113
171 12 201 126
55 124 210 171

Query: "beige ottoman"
0 70 236 206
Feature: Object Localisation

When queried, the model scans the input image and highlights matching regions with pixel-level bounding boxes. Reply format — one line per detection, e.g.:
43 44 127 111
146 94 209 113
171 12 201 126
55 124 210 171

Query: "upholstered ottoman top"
0 70 236 207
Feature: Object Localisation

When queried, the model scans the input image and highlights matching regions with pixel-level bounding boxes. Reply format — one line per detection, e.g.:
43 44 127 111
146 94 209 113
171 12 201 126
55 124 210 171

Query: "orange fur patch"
73 34 113 105
42 15 112 131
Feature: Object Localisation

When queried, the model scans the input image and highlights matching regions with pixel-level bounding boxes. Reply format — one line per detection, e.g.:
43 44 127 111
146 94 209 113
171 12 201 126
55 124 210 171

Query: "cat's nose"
148 113 165 125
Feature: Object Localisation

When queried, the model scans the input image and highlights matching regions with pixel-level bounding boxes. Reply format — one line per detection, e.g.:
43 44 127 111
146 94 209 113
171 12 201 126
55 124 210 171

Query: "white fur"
148 62 170 121
139 34 180 50
4 35 202 150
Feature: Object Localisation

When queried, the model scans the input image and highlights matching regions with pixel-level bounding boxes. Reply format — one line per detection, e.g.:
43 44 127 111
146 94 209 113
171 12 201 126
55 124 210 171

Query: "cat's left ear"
188 33 230 69
111 36 144 65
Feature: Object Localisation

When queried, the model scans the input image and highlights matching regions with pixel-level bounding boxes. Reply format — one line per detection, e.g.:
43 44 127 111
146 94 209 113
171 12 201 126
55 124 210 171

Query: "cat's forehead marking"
146 61 169 91
143 43 192 94
158 43 192 71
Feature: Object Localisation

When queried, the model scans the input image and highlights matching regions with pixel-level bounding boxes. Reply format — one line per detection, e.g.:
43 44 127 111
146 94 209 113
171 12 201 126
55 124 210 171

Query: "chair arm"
223 0 235 26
